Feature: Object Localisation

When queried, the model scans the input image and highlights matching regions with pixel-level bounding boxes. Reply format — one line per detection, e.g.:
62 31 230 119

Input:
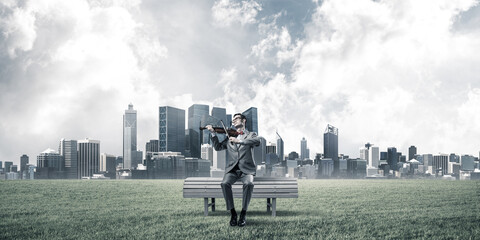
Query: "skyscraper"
359 147 368 161
4 161 13 173
368 147 379 168
276 131 284 162
37 149 62 170
324 124 339 175
59 139 78 179
123 103 137 169
300 137 308 160
433 154 449 175
188 104 209 158
146 140 159 152
159 106 186 154
408 146 417 160
100 153 116 178
78 139 100 178
211 107 228 127
20 154 29 173
387 147 398 171
242 107 258 134
36 149 64 179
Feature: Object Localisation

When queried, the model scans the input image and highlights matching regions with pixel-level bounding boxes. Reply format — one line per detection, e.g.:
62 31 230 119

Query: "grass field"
1 179 479 239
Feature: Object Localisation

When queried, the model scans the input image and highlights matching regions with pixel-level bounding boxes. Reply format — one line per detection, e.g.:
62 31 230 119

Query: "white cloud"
234 0 480 157
211 0 262 27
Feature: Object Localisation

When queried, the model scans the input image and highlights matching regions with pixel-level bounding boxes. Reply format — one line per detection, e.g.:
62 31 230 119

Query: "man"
206 113 261 227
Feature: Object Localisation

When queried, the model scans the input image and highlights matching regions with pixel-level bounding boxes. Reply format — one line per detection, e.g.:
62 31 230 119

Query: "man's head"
232 113 247 129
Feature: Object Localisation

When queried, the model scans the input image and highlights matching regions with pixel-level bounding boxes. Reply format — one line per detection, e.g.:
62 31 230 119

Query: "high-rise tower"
159 106 186 154
123 103 137 169
276 131 284 162
59 139 78 179
324 124 339 175
78 139 100 178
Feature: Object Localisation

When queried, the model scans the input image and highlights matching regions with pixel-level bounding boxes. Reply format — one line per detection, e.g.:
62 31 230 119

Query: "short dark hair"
233 113 247 123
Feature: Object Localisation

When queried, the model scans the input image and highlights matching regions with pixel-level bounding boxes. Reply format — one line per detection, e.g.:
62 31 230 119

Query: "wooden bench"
183 177 298 217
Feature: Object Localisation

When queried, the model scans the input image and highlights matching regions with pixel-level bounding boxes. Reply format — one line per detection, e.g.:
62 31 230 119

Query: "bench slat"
183 185 297 189
184 181 298 185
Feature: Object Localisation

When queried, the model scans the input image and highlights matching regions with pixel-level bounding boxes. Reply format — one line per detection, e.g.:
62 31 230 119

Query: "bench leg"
267 198 271 212
272 198 276 217
212 198 215 212
204 198 208 216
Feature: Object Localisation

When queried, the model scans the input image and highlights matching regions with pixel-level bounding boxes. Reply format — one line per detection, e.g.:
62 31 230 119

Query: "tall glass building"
387 147 398 171
59 139 78 179
20 154 29 173
324 124 338 175
123 103 137 169
159 106 185 154
188 104 209 158
300 137 308 160
242 107 258 134
78 139 100 178
276 131 284 162
211 107 228 126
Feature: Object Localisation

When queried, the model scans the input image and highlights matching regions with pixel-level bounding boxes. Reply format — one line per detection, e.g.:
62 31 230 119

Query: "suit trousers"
220 168 254 211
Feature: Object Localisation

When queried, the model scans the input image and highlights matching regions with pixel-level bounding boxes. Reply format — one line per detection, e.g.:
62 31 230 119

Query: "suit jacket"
211 129 261 175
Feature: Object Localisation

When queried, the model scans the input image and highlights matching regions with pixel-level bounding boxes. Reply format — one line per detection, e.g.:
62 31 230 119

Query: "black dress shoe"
238 213 246 227
230 214 238 226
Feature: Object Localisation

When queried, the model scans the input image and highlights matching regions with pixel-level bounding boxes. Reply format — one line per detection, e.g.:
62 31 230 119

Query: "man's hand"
206 125 215 133
229 137 240 143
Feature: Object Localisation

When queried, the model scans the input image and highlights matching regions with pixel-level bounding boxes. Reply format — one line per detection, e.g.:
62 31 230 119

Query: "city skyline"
2 0 480 166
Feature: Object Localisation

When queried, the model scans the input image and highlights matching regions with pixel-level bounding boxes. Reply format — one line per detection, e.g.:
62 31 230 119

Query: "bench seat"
183 177 298 217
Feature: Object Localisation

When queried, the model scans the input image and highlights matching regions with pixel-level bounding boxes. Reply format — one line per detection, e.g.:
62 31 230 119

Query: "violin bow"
219 120 233 145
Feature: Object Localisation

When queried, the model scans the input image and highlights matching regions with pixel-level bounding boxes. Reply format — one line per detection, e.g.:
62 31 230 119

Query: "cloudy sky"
1 0 480 166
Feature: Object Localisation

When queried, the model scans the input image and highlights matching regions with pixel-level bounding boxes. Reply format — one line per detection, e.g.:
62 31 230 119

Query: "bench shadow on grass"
183 210 311 219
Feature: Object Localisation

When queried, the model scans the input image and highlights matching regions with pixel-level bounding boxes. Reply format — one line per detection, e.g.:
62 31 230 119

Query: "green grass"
1 179 479 239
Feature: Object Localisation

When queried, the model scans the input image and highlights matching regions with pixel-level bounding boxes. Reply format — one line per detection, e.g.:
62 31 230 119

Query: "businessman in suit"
206 113 261 227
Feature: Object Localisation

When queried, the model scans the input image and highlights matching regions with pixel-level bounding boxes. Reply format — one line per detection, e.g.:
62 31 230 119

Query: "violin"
199 126 240 137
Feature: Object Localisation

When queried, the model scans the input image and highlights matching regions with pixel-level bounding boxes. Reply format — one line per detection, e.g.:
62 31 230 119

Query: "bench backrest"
183 177 298 198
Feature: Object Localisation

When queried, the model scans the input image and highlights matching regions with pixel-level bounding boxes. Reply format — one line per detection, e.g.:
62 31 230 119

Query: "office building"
59 139 78 179
242 107 258 134
213 149 226 170
188 104 210 158
288 151 299 160
460 155 475 171
146 140 159 154
37 149 63 170
276 131 284 161
408 146 417 160
211 107 228 127
433 154 449 175
20 154 29 173
146 152 185 179
201 144 213 163
36 149 64 179
359 147 368 161
301 137 308 160
4 161 13 173
253 137 266 165
387 147 398 171
318 158 334 178
347 158 367 178
100 153 116 179
266 143 276 155
78 139 100 178
324 124 339 175
368 146 379 168
123 103 137 169
159 106 186 154
423 154 433 167
185 158 211 177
